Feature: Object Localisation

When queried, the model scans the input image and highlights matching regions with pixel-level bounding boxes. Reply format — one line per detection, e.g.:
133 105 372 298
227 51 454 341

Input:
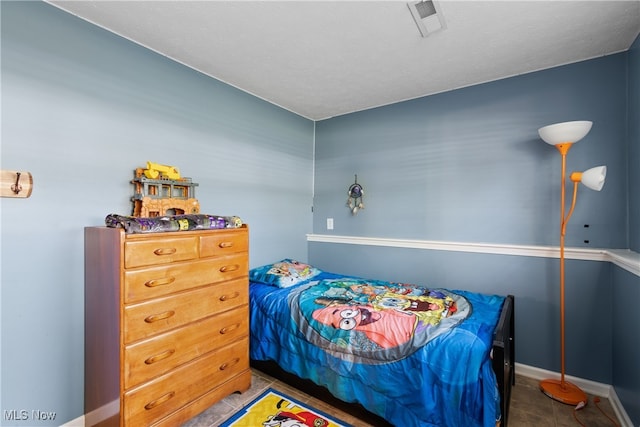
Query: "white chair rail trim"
307 234 640 277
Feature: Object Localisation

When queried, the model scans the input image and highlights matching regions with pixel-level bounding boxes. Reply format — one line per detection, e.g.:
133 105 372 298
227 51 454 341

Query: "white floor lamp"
537 120 607 407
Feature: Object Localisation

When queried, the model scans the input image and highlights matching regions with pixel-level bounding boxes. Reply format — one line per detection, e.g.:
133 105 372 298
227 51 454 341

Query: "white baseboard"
62 398 118 427
60 414 84 426
607 387 637 427
516 362 634 427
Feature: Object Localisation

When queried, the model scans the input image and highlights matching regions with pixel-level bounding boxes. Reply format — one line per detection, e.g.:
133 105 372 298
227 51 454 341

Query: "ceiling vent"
407 1 446 37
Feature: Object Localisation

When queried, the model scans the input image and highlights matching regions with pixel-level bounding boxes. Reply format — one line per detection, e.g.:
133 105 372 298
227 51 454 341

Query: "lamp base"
539 379 588 406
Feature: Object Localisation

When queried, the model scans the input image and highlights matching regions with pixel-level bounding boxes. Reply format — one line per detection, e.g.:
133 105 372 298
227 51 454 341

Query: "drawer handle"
219 291 239 302
219 357 240 371
219 264 239 273
145 277 176 288
218 241 234 248
145 349 175 365
220 323 240 335
144 310 175 323
144 391 175 410
153 247 177 256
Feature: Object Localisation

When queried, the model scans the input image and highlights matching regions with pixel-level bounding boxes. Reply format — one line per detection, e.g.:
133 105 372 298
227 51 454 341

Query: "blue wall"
612 34 640 425
1 2 313 425
629 34 640 253
612 266 640 424
313 56 628 248
312 36 639 425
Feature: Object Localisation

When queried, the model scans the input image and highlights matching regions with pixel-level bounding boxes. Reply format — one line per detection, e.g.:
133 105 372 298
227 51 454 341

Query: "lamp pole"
557 142 571 389
539 142 588 406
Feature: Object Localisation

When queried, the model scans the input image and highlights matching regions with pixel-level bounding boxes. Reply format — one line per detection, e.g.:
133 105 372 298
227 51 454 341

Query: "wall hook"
11 172 22 194
1 170 33 198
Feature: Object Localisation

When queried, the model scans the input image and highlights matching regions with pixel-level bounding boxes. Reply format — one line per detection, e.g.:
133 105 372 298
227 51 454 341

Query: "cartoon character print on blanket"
288 278 471 364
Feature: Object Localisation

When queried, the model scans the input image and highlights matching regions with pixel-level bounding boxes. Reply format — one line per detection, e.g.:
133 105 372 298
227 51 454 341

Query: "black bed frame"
251 294 515 426
492 294 515 426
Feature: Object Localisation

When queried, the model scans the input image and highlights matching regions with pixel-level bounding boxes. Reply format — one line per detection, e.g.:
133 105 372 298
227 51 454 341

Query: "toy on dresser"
105 213 243 234
131 161 200 217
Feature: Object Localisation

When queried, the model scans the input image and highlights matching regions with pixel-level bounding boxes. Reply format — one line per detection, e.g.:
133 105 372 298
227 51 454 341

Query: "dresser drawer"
123 254 248 303
123 338 249 426
124 278 248 343
199 230 248 258
124 306 248 389
125 236 198 269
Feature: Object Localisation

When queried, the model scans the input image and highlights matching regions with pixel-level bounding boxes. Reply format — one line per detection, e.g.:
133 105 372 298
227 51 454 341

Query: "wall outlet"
327 218 334 230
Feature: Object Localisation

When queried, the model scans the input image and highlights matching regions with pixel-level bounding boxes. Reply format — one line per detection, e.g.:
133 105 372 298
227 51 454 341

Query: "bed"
248 259 515 427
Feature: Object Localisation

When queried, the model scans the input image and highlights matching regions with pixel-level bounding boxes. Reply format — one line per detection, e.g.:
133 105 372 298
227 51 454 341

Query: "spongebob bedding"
249 259 507 427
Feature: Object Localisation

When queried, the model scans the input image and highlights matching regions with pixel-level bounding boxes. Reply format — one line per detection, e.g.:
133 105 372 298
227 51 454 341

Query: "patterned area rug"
220 387 353 427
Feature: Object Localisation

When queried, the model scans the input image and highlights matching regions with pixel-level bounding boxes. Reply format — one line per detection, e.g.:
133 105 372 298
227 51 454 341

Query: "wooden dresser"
84 225 251 427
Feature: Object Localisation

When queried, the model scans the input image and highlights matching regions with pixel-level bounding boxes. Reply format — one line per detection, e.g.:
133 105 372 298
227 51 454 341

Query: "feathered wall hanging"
347 175 364 215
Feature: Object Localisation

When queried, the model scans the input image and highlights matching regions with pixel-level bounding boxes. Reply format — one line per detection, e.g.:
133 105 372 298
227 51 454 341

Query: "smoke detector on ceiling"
407 1 446 37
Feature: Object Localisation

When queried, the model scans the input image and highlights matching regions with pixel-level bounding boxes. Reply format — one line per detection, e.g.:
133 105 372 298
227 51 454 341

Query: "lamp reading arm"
561 181 580 237
562 166 607 236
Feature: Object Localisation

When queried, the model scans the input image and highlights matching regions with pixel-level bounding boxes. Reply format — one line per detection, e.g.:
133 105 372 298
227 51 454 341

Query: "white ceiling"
46 1 640 121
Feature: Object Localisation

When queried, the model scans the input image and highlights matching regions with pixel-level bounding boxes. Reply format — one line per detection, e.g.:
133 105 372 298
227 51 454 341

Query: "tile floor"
183 369 622 427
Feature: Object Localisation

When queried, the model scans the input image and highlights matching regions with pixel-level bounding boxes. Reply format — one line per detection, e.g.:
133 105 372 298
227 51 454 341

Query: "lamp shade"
580 166 607 191
538 121 593 145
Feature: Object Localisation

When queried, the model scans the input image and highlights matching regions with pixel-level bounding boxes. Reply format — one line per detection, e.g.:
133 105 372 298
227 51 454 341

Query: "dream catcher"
347 175 364 215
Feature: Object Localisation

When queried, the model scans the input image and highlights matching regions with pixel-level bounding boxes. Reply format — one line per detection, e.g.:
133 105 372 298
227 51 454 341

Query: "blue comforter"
249 270 505 427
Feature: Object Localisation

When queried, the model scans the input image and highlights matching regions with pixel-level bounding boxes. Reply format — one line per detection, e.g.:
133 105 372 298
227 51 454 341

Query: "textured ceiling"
46 1 640 120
